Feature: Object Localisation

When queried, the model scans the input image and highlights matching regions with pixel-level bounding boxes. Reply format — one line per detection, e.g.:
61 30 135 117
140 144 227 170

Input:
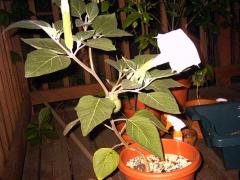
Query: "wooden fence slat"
118 0 130 59
22 144 40 180
0 104 10 160
31 83 102 105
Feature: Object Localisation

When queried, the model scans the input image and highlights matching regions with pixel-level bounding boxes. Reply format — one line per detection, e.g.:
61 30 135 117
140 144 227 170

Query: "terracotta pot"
185 99 218 139
185 99 217 109
171 79 191 110
119 139 201 180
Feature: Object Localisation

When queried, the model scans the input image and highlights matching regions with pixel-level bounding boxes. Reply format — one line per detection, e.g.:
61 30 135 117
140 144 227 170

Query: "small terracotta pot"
171 79 191 110
118 139 201 180
185 99 218 139
182 128 197 146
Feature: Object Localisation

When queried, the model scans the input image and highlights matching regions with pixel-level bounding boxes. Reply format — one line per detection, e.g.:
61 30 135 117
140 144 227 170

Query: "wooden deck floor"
22 85 240 180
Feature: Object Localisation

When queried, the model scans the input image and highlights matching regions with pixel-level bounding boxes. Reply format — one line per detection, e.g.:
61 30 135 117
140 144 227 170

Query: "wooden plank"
159 0 169 33
215 65 240 86
103 54 113 81
216 16 232 67
0 104 10 160
0 95 31 180
0 69 13 143
117 0 130 59
31 84 102 105
58 108 97 179
196 140 239 180
22 144 40 180
199 27 208 64
0 29 16 132
40 123 72 180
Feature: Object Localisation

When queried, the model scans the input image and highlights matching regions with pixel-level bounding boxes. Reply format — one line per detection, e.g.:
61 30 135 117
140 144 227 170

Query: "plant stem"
53 39 109 96
110 120 150 172
88 47 95 71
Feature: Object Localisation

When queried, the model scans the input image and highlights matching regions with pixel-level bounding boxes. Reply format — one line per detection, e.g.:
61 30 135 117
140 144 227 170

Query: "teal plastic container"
186 102 240 169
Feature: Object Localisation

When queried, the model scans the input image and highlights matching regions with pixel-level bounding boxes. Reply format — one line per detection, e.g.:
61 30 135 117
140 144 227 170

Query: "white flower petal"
152 29 201 72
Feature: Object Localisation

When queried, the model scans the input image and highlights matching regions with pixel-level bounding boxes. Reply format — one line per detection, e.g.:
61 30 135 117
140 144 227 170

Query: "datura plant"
6 0 200 179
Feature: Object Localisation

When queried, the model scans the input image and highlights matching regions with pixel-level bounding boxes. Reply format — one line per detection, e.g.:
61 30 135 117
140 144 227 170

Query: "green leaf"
127 116 163 158
86 2 99 22
122 79 141 90
5 20 50 31
138 91 180 114
70 0 86 18
147 79 183 91
133 54 157 67
83 38 116 51
102 29 132 38
21 38 66 54
75 96 115 136
122 12 141 29
134 109 167 132
105 59 120 71
75 30 95 41
93 148 119 180
63 119 79 136
149 69 175 79
25 49 71 77
92 14 131 37
38 107 52 126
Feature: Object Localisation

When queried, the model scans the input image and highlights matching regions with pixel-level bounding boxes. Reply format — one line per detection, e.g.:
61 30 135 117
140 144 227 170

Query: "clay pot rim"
118 139 201 179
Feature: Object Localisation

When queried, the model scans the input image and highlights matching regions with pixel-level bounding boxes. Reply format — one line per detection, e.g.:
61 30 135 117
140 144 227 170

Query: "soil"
126 154 192 173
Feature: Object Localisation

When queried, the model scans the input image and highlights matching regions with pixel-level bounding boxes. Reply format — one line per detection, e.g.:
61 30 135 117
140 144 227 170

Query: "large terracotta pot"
171 79 191 110
185 99 218 139
118 139 201 180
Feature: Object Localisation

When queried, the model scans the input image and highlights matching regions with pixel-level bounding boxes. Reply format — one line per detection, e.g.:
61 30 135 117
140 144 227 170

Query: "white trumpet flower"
153 29 201 72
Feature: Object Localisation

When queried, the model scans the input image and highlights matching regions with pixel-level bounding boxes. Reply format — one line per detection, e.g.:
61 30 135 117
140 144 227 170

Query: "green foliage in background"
26 107 58 145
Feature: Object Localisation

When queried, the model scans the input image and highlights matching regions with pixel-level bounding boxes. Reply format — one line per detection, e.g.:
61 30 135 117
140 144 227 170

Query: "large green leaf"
149 69 175 79
75 30 95 41
138 91 180 114
70 0 86 18
122 12 141 29
122 79 142 90
93 148 119 180
86 2 99 22
134 109 167 132
5 20 50 31
83 38 116 51
75 96 115 136
133 54 158 67
21 38 66 54
92 14 131 37
25 49 71 77
147 79 183 91
127 115 163 158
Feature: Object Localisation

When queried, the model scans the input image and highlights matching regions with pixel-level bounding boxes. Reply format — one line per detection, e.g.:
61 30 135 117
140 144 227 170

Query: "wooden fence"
0 1 32 179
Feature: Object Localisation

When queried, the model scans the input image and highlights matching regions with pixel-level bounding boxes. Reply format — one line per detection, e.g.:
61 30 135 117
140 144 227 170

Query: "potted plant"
6 0 201 179
184 64 218 139
185 63 217 108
